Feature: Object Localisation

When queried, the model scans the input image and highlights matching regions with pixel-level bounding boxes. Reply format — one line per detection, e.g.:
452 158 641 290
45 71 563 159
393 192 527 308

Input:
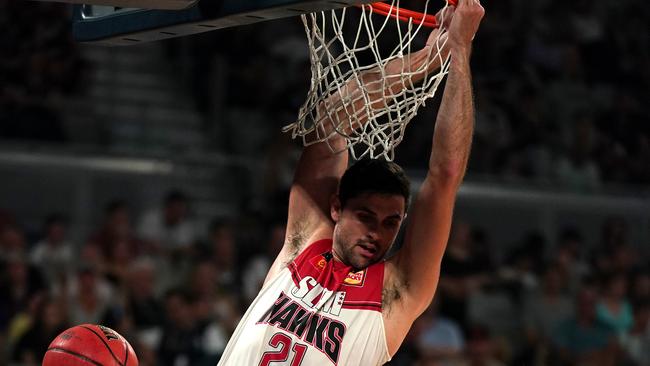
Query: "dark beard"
334 231 375 271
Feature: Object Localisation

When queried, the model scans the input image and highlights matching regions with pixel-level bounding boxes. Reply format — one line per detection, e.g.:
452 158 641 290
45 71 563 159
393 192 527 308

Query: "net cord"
284 0 452 161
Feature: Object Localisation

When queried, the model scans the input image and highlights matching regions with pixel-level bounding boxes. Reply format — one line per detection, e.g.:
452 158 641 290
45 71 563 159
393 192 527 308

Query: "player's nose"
365 231 379 242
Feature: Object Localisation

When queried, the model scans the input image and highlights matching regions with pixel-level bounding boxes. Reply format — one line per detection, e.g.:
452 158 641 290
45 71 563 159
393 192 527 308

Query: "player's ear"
330 195 342 222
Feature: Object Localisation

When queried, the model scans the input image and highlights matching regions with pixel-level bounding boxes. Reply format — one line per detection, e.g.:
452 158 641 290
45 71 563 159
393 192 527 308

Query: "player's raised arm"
286 137 348 245
384 0 484 350
271 14 456 273
311 8 453 138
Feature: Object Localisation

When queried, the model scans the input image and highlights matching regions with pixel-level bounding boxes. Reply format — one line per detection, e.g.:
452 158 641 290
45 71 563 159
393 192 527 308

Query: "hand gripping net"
283 0 453 161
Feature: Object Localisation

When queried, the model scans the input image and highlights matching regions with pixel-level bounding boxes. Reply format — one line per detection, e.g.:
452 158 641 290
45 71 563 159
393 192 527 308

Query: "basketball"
43 324 139 366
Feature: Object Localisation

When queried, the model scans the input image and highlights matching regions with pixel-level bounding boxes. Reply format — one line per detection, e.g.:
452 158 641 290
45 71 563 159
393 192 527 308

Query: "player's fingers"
435 5 454 29
443 6 454 29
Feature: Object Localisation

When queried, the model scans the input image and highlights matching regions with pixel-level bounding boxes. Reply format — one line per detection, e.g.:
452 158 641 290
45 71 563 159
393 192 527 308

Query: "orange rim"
363 0 457 28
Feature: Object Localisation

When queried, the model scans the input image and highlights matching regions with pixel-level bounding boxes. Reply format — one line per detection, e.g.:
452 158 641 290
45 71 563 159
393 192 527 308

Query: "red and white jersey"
218 239 390 366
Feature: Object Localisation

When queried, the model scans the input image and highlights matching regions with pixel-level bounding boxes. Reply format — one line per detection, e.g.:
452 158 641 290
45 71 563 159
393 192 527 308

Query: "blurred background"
0 0 649 365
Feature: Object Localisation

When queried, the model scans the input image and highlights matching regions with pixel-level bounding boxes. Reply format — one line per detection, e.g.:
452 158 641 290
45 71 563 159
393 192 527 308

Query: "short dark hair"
338 158 410 209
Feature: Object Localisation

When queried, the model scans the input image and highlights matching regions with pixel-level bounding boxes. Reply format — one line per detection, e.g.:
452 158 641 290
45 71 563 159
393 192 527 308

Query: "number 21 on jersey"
260 333 307 366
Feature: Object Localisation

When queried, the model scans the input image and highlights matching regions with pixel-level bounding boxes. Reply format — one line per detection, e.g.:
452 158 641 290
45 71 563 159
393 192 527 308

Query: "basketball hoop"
364 1 457 28
283 0 456 161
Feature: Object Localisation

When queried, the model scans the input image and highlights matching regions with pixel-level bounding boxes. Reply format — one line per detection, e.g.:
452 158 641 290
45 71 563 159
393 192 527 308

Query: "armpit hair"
382 275 410 313
283 220 309 266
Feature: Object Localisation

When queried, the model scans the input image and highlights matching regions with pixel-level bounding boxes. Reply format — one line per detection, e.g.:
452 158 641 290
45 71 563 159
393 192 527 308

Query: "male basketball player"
219 0 484 364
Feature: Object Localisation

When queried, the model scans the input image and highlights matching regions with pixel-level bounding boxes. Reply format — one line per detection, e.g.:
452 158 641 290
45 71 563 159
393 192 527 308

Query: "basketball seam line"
124 338 129 365
47 348 104 366
79 325 126 366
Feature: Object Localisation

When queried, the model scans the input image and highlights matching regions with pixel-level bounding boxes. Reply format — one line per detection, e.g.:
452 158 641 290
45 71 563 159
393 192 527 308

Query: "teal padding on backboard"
72 0 372 45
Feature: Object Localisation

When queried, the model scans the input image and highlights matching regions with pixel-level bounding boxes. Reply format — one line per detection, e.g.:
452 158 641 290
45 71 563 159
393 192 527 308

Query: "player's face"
331 192 406 270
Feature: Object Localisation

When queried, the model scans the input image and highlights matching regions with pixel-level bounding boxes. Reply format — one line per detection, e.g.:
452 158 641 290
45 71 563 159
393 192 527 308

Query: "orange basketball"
43 324 139 366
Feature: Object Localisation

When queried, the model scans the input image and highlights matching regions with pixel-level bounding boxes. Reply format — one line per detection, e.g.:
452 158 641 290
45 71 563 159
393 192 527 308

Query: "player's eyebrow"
358 206 402 220
357 207 377 216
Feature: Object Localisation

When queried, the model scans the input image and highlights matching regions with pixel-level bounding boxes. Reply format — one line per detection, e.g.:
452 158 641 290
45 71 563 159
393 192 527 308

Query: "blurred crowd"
1 0 649 189
171 0 650 190
0 0 84 143
459 0 650 189
0 188 649 366
0 0 649 365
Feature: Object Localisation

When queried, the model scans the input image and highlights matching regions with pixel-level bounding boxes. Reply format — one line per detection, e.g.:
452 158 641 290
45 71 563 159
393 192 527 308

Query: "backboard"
72 0 376 45
38 0 197 10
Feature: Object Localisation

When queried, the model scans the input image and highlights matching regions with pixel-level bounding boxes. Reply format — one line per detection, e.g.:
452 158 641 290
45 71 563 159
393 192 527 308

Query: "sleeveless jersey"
218 239 390 366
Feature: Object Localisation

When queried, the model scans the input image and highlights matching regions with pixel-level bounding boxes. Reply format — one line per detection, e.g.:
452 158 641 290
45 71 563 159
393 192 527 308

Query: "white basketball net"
283 0 452 161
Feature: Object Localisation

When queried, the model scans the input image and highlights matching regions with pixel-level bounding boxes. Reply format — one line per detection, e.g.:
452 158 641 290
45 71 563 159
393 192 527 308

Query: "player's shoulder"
285 222 334 260
287 235 334 267
264 231 333 287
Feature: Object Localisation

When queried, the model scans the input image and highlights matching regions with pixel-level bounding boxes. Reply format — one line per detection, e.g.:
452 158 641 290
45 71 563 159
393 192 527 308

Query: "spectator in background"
596 272 634 336
555 226 591 294
0 224 27 257
90 200 141 261
193 295 228 364
138 190 197 257
205 219 238 292
438 220 493 331
88 200 144 288
188 261 218 310
67 265 113 325
5 292 44 356
620 299 650 366
192 219 243 334
104 236 139 288
630 270 650 305
508 86 555 183
188 261 240 337
123 258 165 366
520 263 574 364
500 231 547 294
76 239 107 279
470 228 497 274
29 213 74 290
158 288 224 366
0 210 16 235
242 221 285 303
11 296 67 366
458 325 507 366
158 289 201 366
552 285 620 366
593 216 639 274
569 0 606 82
555 113 602 193
416 301 466 366
126 258 164 331
471 88 512 176
0 253 47 334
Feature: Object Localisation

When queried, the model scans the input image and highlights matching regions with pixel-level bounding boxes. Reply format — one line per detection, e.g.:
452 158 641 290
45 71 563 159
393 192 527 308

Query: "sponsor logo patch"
309 253 366 287
309 254 327 270
344 270 365 286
